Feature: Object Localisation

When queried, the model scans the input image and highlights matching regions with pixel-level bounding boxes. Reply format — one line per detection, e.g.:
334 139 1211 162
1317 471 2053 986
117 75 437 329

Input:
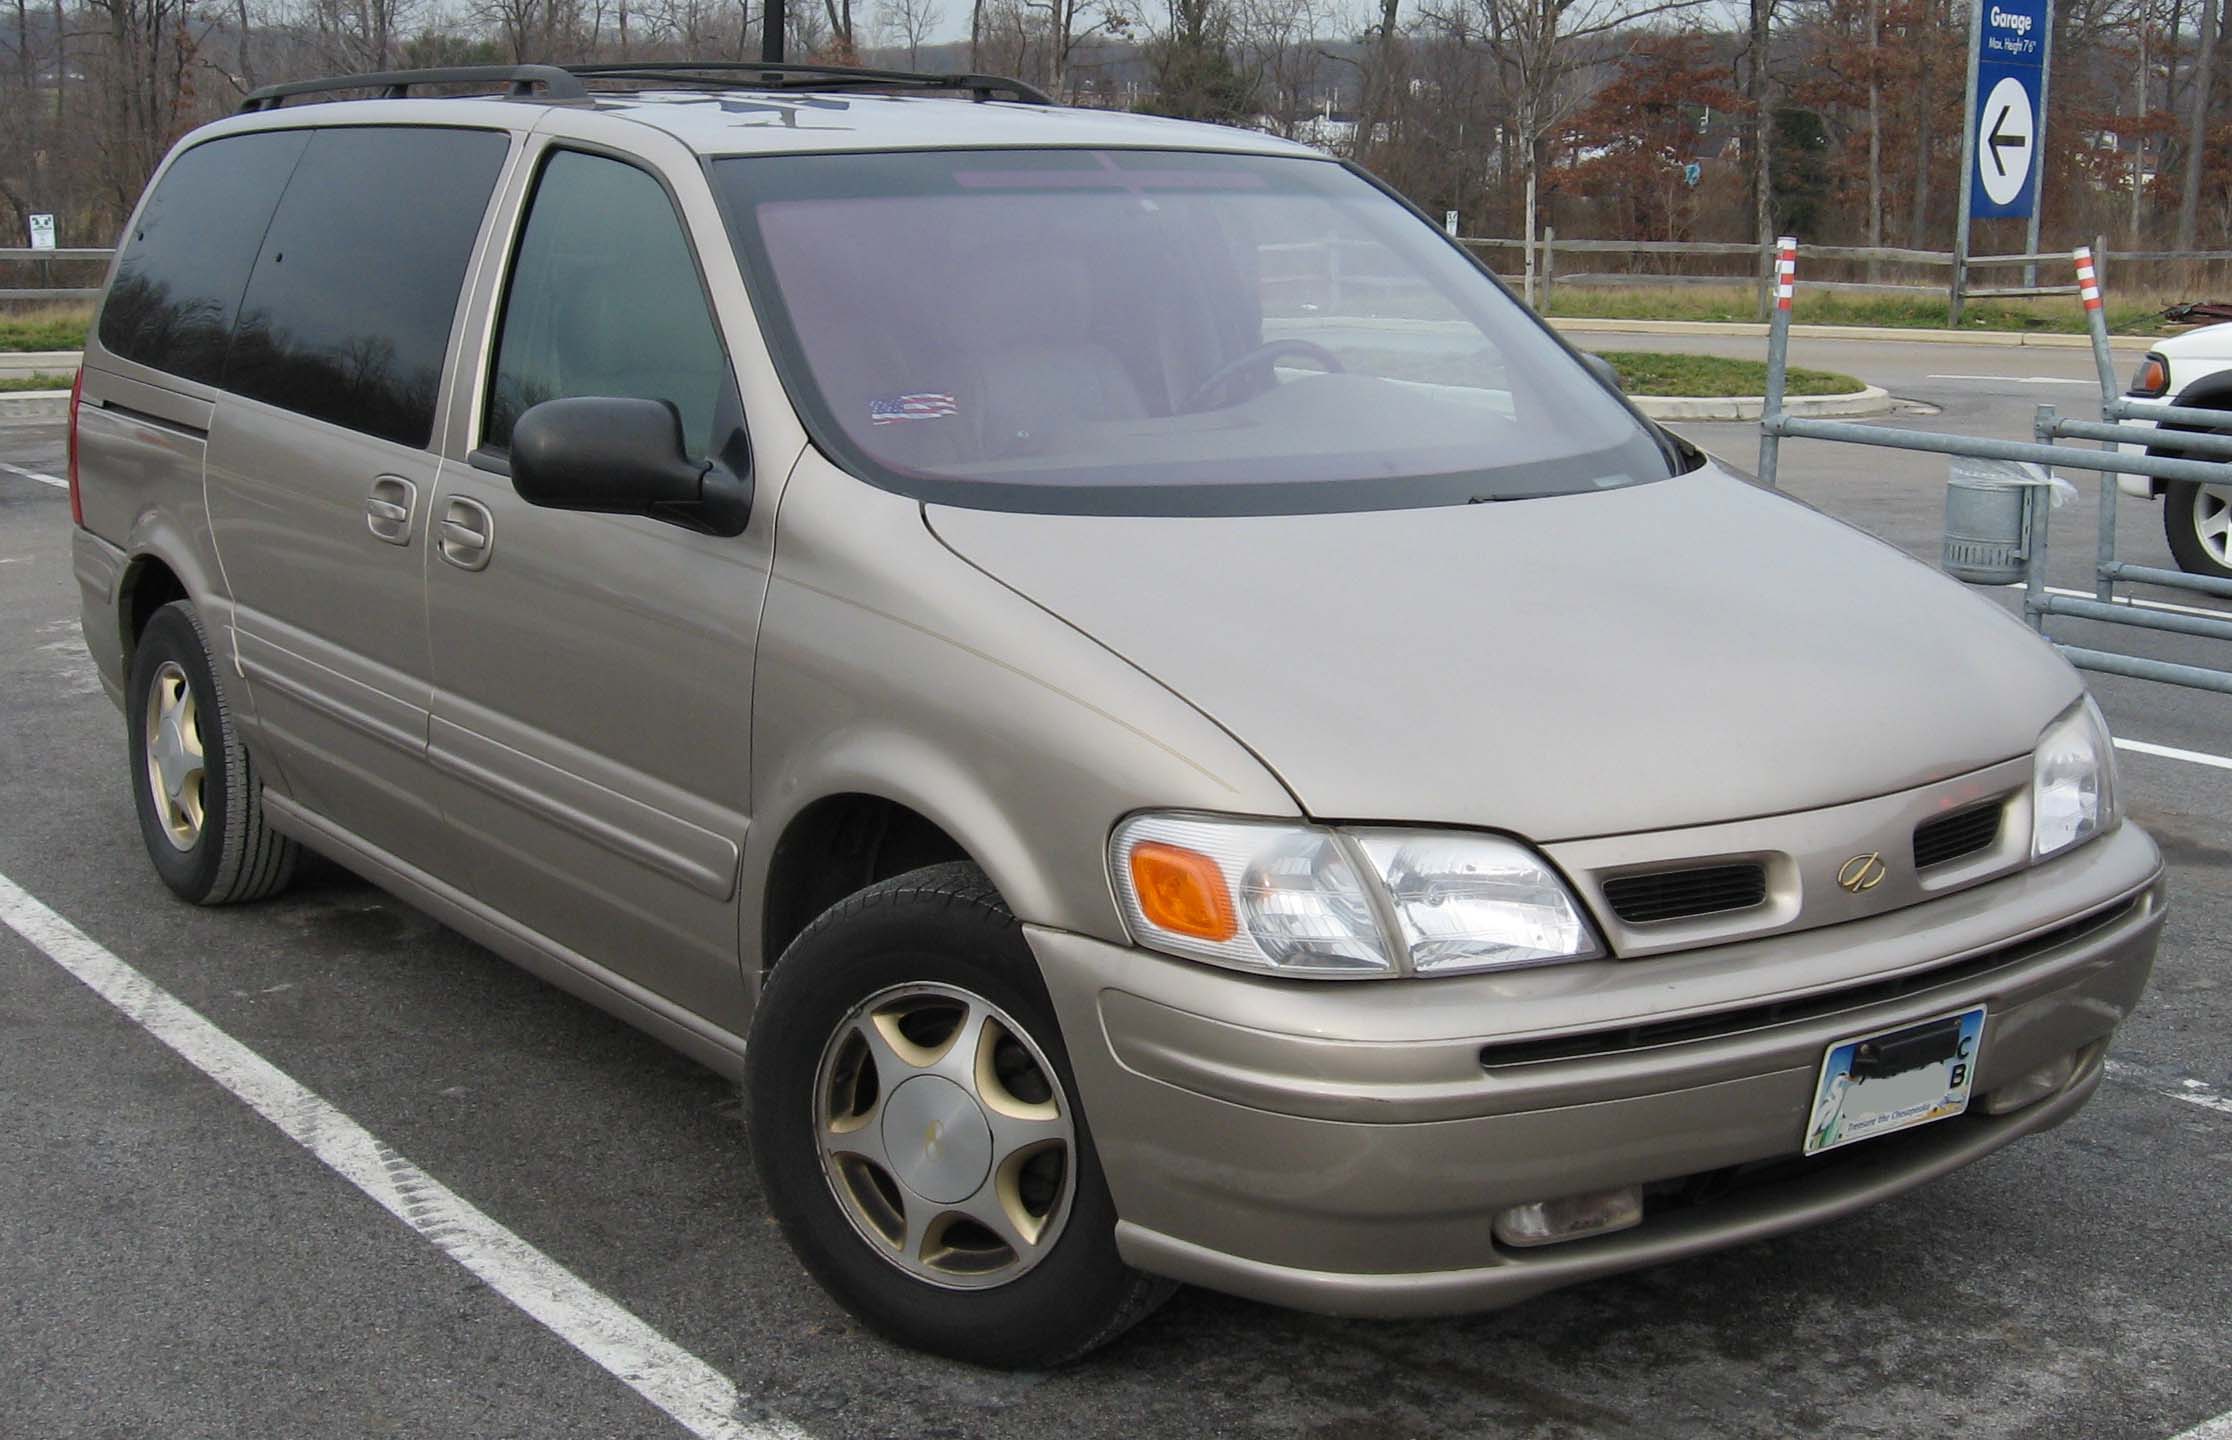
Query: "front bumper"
1030 822 2164 1316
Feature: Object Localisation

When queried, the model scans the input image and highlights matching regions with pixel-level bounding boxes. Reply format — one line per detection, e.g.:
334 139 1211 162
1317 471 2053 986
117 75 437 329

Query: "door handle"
365 476 419 546
437 497 494 571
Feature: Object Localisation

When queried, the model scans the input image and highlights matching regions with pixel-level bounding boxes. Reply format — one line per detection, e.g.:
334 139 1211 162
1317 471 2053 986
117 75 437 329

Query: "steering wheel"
1180 339 1346 413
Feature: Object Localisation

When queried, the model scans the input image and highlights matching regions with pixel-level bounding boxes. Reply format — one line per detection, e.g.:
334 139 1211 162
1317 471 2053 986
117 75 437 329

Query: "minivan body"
72 70 2164 1367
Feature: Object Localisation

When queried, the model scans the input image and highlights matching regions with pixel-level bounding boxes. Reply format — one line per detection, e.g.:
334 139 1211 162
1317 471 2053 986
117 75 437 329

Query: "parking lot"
2 331 2228 1440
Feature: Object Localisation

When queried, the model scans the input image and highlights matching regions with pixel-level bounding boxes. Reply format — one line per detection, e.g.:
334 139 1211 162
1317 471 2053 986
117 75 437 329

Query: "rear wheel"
125 601 298 904
745 861 1172 1368
2163 480 2232 580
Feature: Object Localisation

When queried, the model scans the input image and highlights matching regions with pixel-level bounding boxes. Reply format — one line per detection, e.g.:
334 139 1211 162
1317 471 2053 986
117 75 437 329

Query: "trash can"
1942 460 2037 585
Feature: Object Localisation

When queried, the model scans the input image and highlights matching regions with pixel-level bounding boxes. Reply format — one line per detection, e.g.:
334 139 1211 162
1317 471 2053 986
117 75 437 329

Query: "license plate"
1804 1006 1987 1156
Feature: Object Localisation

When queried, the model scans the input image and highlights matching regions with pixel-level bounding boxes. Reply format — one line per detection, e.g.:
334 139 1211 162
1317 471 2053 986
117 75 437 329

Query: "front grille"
1477 896 2136 1069
1914 801 2004 869
1601 863 1768 924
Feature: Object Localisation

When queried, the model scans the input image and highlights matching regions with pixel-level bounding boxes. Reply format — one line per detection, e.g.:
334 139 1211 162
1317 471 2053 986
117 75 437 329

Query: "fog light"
1493 1186 1644 1248
1980 1050 2079 1115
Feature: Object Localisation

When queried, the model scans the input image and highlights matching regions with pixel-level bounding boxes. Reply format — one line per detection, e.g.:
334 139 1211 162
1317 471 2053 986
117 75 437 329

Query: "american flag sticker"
870 393 959 425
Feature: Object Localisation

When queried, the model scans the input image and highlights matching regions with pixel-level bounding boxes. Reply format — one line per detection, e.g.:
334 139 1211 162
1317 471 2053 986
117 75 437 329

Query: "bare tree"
875 0 940 62
1449 0 1707 300
2178 0 2216 246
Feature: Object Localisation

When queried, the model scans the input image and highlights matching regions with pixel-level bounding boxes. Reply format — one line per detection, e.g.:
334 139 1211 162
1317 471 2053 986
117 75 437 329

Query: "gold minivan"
72 62 2164 1368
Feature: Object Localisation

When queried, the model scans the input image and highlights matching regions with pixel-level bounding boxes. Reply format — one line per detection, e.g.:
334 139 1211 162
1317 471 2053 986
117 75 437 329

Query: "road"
1 334 2227 1440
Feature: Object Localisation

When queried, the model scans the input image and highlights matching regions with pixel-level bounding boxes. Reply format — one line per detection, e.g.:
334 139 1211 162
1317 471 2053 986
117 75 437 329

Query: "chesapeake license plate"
1804 1006 1986 1156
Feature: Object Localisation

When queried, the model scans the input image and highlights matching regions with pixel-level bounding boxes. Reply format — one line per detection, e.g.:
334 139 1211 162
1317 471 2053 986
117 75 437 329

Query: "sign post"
1952 0 2052 324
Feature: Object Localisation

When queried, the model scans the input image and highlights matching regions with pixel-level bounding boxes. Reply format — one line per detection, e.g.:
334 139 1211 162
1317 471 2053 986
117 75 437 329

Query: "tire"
2162 479 2232 581
745 861 1173 1368
125 600 299 905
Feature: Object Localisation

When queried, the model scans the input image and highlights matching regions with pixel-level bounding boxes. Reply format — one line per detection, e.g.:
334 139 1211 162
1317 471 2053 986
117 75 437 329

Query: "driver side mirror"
1580 352 1625 394
510 396 751 537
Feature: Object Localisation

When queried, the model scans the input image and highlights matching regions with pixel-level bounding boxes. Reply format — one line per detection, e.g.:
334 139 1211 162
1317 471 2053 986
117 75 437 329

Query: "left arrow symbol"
1988 104 2028 177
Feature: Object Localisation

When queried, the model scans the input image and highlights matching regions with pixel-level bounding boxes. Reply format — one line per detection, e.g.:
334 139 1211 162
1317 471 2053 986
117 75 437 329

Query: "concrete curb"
1628 385 1893 422
0 350 81 380
1551 317 2157 353
0 391 70 421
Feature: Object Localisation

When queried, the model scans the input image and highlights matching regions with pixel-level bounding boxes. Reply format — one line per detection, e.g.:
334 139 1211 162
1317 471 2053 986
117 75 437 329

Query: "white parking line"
0 870 802 1440
2170 1410 2232 1440
2114 738 2232 773
2043 584 2230 621
0 461 65 489
1926 374 2099 386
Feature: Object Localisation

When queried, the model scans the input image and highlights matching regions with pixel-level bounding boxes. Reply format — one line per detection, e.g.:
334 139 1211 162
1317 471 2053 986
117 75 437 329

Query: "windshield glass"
712 148 1673 515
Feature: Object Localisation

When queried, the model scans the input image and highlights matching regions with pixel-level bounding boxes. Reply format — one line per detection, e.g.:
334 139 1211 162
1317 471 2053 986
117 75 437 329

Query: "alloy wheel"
142 660 206 851
2193 483 2231 568
813 982 1076 1290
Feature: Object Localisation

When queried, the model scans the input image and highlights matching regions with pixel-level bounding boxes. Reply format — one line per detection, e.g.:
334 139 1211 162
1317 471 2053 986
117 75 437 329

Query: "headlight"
1110 813 1602 978
2032 696 2118 859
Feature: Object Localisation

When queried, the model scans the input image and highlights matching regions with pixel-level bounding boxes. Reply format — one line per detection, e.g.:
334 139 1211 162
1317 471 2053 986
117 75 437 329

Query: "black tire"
125 600 299 905
2162 479 2232 581
745 861 1172 1368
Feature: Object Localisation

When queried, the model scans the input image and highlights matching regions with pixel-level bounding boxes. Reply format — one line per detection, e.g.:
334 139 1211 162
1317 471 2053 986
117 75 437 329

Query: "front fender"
743 453 1296 964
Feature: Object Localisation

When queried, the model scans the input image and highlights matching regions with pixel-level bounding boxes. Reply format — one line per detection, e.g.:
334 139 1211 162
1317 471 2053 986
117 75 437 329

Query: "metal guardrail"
1456 232 2231 320
1757 238 2232 695
0 246 113 303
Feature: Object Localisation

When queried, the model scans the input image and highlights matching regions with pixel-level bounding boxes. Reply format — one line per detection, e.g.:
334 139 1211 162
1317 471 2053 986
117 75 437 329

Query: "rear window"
223 127 510 447
98 130 312 386
713 148 1673 516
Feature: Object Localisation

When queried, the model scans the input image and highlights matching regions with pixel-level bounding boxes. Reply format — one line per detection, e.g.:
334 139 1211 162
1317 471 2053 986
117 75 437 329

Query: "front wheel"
745 862 1171 1367
2163 480 2232 580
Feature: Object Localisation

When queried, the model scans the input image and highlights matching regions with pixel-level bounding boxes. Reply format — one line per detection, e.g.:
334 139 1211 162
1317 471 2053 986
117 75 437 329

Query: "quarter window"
484 150 729 459
97 130 312 385
223 126 510 448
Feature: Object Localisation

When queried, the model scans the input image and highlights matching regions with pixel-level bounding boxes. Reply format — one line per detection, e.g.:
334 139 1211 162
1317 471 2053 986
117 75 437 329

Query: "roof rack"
562 61 1054 105
239 64 588 112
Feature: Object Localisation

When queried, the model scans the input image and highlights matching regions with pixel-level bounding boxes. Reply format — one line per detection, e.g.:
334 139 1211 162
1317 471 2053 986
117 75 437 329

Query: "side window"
485 150 729 459
98 130 312 385
224 126 511 448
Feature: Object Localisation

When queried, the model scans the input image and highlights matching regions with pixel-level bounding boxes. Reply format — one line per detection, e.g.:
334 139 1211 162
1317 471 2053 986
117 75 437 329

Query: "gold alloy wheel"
142 660 207 851
2194 482 2232 568
814 982 1076 1289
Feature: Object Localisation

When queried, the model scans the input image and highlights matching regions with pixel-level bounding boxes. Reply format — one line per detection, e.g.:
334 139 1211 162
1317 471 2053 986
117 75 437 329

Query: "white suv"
2117 323 2232 578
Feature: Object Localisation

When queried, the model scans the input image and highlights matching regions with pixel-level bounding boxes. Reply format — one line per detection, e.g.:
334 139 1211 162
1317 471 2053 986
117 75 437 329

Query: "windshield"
712 148 1673 515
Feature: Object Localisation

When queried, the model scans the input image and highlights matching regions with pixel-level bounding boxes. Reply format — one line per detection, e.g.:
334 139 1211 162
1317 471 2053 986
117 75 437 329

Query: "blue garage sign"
1969 0 2048 219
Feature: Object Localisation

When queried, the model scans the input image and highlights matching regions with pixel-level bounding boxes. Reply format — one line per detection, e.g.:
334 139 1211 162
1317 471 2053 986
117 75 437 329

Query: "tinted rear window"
98 130 311 385
224 127 510 447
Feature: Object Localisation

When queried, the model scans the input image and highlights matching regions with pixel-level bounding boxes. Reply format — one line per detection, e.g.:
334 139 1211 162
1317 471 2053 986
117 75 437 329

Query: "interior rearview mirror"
510 396 751 537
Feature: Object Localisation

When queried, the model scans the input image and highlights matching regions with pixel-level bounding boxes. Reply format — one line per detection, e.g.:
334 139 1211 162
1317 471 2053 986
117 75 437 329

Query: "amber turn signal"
1128 841 1238 942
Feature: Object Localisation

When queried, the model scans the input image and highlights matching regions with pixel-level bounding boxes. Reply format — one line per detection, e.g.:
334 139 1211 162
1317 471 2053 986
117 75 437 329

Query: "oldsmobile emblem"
1837 851 1889 894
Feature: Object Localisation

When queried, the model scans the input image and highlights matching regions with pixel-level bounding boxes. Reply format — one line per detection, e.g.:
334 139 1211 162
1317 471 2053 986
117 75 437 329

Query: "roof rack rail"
239 64 588 112
561 61 1054 105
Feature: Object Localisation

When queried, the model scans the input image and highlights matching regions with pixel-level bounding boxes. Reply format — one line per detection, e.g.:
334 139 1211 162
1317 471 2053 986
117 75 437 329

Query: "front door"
424 144 768 1030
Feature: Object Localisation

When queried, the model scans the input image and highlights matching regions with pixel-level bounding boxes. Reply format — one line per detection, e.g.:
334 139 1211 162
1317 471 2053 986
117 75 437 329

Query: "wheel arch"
747 730 1109 977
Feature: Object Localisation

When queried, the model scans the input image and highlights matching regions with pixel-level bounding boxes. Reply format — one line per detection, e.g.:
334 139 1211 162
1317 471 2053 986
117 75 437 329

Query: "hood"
926 465 2081 842
2153 322 2232 363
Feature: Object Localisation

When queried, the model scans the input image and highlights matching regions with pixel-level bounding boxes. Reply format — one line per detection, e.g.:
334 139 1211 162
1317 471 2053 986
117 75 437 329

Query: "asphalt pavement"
2 337 2228 1440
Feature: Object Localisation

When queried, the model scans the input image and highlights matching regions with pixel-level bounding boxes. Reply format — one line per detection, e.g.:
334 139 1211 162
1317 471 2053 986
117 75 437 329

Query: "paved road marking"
1925 374 2099 386
2114 737 2232 773
2107 1060 2232 1118
0 460 64 489
2043 584 2231 621
0 870 804 1440
2170 1410 2232 1439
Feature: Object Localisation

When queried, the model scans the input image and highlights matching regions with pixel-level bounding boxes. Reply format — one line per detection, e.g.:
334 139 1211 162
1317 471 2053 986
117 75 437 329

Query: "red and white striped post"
1757 236 1798 489
2072 245 2120 401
